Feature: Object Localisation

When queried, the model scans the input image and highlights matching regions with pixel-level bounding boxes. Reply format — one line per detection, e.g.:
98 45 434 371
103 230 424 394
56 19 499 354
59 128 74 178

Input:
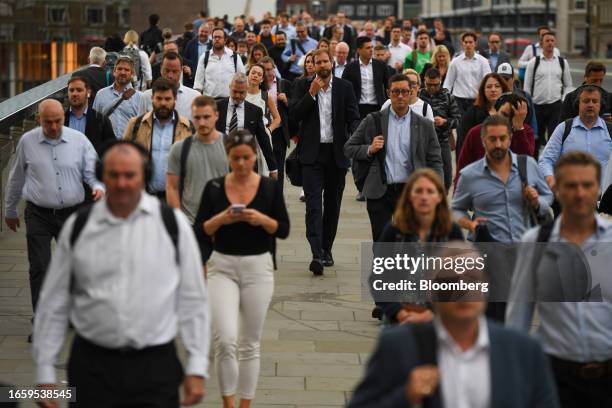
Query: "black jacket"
272 77 293 146
268 45 289 78
215 98 277 171
418 88 462 141
322 25 355 50
64 108 116 155
140 25 163 55
559 85 612 122
72 65 113 104
289 76 360 168
342 58 390 107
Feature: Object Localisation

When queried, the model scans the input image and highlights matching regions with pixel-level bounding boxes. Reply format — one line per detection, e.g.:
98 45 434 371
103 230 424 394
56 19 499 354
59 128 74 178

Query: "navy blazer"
183 38 210 77
348 321 560 408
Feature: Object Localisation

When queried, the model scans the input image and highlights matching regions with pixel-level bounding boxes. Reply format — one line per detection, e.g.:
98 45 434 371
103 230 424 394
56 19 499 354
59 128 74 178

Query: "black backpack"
560 118 612 145
203 50 238 72
530 55 566 97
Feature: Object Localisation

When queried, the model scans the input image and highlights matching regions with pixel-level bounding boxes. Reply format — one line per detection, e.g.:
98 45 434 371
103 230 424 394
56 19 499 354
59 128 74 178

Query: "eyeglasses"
489 40 501 44
390 89 411 96
425 82 441 88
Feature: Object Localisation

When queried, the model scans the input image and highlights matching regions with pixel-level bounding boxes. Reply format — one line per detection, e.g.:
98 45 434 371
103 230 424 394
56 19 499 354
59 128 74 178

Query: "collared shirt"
487 49 499 71
443 53 492 99
281 37 318 75
388 41 412 68
539 116 612 184
193 47 246 97
138 84 201 121
149 113 176 192
225 100 245 133
68 107 87 135
518 42 561 69
359 58 377 105
523 55 572 104
197 40 210 60
385 107 412 183
452 152 554 243
506 214 612 362
92 83 142 138
316 77 333 143
334 60 347 78
32 193 210 383
435 317 491 408
4 127 103 218
272 23 296 40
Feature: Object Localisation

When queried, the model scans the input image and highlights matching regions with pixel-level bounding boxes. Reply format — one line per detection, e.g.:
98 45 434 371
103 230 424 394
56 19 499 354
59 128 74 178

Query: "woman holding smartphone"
194 129 290 408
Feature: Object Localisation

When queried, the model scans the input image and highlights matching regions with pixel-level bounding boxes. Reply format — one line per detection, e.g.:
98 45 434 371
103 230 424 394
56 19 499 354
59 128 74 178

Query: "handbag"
285 146 302 186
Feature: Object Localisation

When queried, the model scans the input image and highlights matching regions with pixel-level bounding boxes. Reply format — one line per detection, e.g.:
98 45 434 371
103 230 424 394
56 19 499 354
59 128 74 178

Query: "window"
47 6 67 24
338 5 354 17
119 7 130 27
0 3 12 16
85 7 105 25
574 0 585 9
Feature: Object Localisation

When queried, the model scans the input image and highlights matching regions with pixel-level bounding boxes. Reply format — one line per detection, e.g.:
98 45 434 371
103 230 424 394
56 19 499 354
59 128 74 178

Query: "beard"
488 148 507 161
154 107 173 120
316 68 331 79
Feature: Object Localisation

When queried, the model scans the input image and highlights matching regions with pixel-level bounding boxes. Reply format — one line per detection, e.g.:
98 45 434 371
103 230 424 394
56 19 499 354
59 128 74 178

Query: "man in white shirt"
33 140 209 407
334 42 350 78
518 26 561 72
388 24 412 72
138 52 200 120
443 32 492 114
524 31 572 156
193 28 245 98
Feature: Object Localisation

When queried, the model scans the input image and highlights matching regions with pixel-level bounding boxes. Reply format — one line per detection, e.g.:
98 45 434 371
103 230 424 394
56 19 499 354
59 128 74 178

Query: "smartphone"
231 204 246 214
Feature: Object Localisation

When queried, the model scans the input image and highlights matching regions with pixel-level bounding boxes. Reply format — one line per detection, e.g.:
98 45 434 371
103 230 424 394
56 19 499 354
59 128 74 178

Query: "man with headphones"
123 78 193 200
33 140 210 408
539 84 612 191
4 99 104 335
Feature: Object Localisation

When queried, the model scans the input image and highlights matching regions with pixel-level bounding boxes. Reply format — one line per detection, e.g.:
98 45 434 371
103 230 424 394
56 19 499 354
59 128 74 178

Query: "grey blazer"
344 107 443 200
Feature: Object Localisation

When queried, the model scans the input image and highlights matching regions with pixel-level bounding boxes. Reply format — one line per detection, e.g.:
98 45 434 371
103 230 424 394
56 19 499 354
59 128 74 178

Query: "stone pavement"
0 177 381 407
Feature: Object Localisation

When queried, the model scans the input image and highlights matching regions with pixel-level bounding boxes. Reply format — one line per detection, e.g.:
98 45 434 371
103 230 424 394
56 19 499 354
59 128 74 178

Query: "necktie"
229 103 239 134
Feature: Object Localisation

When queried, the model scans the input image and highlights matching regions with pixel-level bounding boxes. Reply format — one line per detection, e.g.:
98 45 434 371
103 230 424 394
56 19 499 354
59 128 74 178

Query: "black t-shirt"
194 176 289 259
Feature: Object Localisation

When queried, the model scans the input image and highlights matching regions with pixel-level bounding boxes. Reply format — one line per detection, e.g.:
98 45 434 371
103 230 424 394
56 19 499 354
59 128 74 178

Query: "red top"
454 123 535 189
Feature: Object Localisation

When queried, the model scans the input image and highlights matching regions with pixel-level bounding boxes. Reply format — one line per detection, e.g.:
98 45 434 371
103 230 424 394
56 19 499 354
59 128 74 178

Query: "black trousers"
366 183 405 242
68 335 184 408
358 104 381 120
454 97 475 116
272 133 288 195
549 356 612 408
302 144 347 257
439 139 452 191
24 202 79 311
534 100 562 158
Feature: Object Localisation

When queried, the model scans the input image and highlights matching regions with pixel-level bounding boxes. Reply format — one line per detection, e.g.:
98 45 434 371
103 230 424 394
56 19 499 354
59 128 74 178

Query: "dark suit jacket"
290 76 360 169
342 58 390 107
183 38 209 79
347 321 560 408
215 98 277 171
272 77 293 147
64 108 116 155
323 25 355 49
72 65 113 103
481 49 512 71
152 57 196 88
344 108 443 199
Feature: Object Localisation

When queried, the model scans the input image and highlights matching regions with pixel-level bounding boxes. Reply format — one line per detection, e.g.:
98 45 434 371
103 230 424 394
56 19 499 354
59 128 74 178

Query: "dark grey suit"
481 49 512 72
347 321 560 408
344 108 443 240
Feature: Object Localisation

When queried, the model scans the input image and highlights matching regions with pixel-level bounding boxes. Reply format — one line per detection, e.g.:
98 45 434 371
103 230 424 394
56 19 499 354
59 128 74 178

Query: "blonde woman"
122 30 153 90
420 44 451 85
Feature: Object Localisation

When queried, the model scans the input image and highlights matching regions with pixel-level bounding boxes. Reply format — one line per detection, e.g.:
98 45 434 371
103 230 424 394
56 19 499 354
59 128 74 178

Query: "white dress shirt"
4 127 103 218
225 100 245 133
435 316 491 408
194 47 246 97
443 53 492 99
32 193 210 384
523 55 572 105
388 41 412 68
359 58 377 105
518 42 561 69
138 84 201 120
316 77 334 143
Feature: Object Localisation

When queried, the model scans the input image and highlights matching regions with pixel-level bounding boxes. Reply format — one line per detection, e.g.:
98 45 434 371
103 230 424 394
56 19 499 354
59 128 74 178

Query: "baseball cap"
496 62 514 78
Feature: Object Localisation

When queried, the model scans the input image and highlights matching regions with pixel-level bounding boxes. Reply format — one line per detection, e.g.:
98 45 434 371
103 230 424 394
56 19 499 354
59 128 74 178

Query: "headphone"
572 84 605 110
494 92 525 112
95 140 153 186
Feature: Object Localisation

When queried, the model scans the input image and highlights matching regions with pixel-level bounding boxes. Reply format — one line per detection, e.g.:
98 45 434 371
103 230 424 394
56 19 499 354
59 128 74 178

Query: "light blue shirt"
149 114 175 193
385 108 412 183
506 214 612 362
68 107 87 135
452 152 553 243
281 37 318 75
92 84 142 139
487 50 499 71
197 40 209 60
4 126 103 218
539 116 612 185
272 23 296 40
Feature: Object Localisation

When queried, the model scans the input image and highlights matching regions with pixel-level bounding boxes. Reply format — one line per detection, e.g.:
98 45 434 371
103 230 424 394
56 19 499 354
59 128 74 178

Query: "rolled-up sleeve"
451 172 473 220
538 122 565 177
4 138 27 218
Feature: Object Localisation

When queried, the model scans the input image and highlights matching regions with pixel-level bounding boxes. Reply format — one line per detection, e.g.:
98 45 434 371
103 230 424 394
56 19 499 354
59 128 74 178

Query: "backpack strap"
517 154 532 226
561 118 574 145
530 56 541 96
70 204 94 248
130 114 146 142
232 52 238 72
160 202 180 264
372 112 387 185
178 136 194 202
422 101 429 117
607 122 612 141
558 56 566 96
536 219 555 242
204 50 210 69
531 43 537 57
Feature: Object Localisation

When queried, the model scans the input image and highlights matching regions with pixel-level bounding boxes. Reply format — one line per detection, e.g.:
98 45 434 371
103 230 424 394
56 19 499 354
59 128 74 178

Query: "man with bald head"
4 99 103 322
33 140 210 407
334 41 350 77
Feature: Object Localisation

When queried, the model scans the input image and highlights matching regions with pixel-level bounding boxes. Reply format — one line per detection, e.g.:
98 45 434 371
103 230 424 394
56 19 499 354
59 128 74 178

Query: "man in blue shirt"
453 115 553 244
507 151 612 408
539 85 612 189
281 22 318 81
